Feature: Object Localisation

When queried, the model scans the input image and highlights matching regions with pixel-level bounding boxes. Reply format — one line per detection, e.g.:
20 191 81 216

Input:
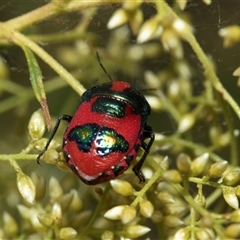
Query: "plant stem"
11 31 86 96
156 134 225 162
0 75 68 114
78 184 111 238
131 157 165 208
160 1 240 120
3 1 113 32
0 154 38 161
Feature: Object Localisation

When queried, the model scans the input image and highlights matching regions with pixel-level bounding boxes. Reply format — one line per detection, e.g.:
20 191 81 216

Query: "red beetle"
37 57 154 185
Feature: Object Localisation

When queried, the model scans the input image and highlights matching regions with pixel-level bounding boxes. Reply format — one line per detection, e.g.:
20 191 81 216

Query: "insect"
37 54 154 185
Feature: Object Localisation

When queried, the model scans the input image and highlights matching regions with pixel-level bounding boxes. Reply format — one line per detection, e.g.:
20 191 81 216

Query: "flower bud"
172 19 193 40
110 179 134 196
59 191 74 212
17 204 31 219
161 29 183 58
107 8 129 29
56 158 69 171
223 187 239 209
101 230 114 240
123 2 141 11
196 228 213 240
70 211 91 229
3 211 18 237
49 176 63 200
233 66 240 77
230 209 240 222
30 209 44 230
224 223 240 238
129 9 143 35
17 172 36 204
151 210 163 223
235 185 240 198
28 109 46 141
176 153 192 174
104 205 127 220
191 153 209 176
121 206 136 224
163 169 182 183
176 0 188 10
202 0 212 5
124 225 151 238
178 114 195 132
218 132 231 147
223 169 240 186
164 215 184 228
139 200 154 218
35 138 61 152
69 190 83 212
37 213 54 227
164 202 187 216
209 125 222 146
172 227 190 240
137 16 162 43
31 172 45 201
144 70 161 89
207 161 228 178
176 60 192 79
167 80 181 101
0 56 9 80
51 202 62 225
142 166 154 180
157 190 175 204
160 156 170 170
59 227 77 240
145 95 163 111
44 149 59 165
201 215 214 228
219 25 240 48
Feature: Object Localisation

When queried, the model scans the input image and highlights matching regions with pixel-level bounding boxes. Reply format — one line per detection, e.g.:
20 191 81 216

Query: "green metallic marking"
68 124 97 152
68 123 129 156
92 97 126 118
95 127 129 156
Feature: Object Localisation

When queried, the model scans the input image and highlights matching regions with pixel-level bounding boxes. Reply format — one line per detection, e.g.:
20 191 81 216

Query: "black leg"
37 114 72 164
133 125 155 183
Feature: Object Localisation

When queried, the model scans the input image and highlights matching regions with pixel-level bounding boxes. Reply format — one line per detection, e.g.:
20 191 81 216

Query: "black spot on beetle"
125 155 134 166
113 165 125 176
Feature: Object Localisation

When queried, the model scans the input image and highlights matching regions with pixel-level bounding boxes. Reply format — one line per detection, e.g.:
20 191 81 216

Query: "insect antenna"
96 51 113 82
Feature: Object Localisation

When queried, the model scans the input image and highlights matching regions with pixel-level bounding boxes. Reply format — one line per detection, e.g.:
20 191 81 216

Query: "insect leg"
37 114 72 164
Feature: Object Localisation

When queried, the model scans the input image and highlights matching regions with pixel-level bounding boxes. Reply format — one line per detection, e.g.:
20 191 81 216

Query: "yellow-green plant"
0 1 240 239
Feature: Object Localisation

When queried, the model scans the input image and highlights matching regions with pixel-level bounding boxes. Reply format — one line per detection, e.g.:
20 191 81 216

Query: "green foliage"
0 1 240 239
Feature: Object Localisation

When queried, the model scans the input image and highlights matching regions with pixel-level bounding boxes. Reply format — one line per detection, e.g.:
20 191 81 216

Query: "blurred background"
0 0 240 238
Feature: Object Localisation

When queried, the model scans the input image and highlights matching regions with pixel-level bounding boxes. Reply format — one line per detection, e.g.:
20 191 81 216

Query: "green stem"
217 93 239 166
160 1 240 120
3 1 113 32
206 188 223 208
9 158 23 172
156 90 181 122
0 75 68 114
11 31 85 96
0 154 38 161
78 184 111 238
156 134 224 162
0 79 25 95
171 182 209 217
189 177 221 188
131 157 165 208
